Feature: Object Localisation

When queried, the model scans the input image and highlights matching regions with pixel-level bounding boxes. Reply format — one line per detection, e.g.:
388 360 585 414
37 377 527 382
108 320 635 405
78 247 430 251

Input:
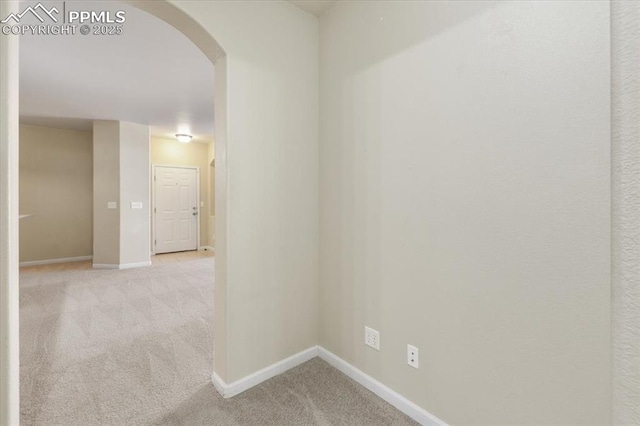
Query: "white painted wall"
320 1 611 424
119 121 150 266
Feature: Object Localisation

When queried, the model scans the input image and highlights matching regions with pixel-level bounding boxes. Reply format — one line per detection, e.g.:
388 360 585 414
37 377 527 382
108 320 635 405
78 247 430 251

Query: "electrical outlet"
364 326 380 350
407 344 419 369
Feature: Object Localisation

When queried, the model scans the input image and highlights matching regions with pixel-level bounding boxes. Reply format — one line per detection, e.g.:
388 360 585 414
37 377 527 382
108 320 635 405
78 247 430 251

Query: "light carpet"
20 252 417 425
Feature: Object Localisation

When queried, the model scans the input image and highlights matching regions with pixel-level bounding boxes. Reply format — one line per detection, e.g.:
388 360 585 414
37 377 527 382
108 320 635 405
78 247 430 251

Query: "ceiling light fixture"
176 133 192 143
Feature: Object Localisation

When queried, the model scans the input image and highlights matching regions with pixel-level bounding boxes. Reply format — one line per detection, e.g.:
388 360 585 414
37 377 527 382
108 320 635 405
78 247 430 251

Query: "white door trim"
151 164 200 255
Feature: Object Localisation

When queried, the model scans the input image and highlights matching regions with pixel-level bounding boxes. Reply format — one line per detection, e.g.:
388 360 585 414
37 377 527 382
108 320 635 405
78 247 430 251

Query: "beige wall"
168 0 319 383
93 120 150 267
19 124 93 262
93 121 121 265
207 142 215 246
320 1 610 424
212 54 228 377
150 137 211 247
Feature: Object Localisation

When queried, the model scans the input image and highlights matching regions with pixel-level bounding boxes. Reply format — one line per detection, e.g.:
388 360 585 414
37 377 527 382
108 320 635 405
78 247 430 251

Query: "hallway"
0 1 635 423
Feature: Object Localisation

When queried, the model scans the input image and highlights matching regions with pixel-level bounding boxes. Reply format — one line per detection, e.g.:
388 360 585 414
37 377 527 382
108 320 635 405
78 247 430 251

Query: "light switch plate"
131 202 143 209
107 201 117 209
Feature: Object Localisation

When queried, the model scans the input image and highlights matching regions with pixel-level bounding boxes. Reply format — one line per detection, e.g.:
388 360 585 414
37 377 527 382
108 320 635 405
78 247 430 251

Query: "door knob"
193 212 198 216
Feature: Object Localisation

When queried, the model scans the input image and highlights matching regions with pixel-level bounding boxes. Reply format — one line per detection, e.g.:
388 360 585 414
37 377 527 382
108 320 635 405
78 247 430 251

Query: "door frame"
151 164 200 256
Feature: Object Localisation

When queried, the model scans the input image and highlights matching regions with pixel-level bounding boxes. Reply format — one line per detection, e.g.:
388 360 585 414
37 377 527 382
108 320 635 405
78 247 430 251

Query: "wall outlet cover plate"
365 326 380 350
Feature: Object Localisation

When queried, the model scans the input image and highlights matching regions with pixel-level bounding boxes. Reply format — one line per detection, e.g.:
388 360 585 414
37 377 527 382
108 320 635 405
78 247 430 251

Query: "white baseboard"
92 261 152 270
20 255 92 267
211 345 445 426
199 246 215 252
211 346 319 399
211 371 227 397
92 264 120 270
120 261 152 269
318 347 446 426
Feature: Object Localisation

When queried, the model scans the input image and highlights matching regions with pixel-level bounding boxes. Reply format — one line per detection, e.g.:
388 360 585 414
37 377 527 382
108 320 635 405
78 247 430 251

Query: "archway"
0 1 229 422
126 1 229 388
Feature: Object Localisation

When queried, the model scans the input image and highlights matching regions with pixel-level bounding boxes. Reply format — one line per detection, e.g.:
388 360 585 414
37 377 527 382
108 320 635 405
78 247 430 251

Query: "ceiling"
19 1 215 143
288 1 337 16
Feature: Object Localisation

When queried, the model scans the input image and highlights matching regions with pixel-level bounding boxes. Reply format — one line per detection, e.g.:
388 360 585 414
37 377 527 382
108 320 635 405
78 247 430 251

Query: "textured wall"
612 1 640 424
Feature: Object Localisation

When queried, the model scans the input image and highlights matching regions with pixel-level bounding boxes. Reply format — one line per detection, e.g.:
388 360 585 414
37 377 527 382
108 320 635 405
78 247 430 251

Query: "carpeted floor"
20 252 417 425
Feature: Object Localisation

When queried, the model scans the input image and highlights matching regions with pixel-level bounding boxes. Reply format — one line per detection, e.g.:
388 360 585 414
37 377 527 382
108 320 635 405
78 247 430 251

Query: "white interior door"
154 166 198 254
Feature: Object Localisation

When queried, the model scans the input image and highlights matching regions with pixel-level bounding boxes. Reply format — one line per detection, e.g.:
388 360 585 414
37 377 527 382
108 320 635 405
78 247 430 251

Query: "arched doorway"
0 1 229 422
125 1 229 389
